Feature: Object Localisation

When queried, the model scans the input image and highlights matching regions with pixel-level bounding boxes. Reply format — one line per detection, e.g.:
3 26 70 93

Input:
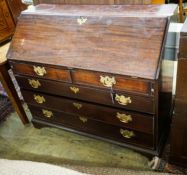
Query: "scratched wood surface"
7 4 177 79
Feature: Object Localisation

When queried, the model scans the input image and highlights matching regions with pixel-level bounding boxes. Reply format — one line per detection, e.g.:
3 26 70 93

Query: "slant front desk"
7 4 177 155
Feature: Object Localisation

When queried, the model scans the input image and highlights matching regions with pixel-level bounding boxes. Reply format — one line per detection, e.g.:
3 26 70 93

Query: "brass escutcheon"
33 66 47 76
73 102 82 110
116 112 132 123
115 94 132 106
77 16 87 25
79 116 87 123
34 95 46 104
120 129 135 139
42 109 53 118
70 87 79 94
100 76 116 88
28 79 41 89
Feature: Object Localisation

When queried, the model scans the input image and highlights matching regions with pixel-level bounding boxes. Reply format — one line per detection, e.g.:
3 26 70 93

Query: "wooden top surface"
8 4 177 80
23 4 177 17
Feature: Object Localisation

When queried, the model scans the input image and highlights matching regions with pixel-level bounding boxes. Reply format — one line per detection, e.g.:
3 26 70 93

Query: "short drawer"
29 105 154 149
22 90 154 134
72 69 153 95
10 62 71 82
17 76 155 114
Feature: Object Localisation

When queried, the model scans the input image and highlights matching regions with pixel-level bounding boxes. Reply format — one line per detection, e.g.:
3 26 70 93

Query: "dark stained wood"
29 105 154 149
6 0 27 23
0 61 29 124
0 0 15 42
179 37 187 58
12 62 152 95
11 62 72 83
169 18 187 168
15 75 154 114
170 58 187 168
170 112 187 167
32 118 162 155
0 0 27 43
179 20 187 58
113 90 154 113
28 101 154 134
15 74 115 105
21 88 154 114
7 4 177 80
7 4 176 155
72 69 152 95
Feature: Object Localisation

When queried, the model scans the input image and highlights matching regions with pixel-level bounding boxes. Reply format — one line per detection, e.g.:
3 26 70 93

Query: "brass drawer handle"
100 76 116 88
33 66 47 76
77 16 87 25
79 116 87 123
28 79 41 89
116 112 132 123
70 87 79 94
120 129 135 139
34 95 46 104
42 109 53 118
115 94 132 106
73 102 82 110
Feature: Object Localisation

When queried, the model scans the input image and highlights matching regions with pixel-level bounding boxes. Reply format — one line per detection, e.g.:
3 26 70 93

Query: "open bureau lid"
7 4 177 80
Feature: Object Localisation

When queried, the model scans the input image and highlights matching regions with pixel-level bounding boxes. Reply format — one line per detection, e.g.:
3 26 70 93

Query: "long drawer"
29 104 154 149
11 62 154 96
22 90 154 134
16 75 155 114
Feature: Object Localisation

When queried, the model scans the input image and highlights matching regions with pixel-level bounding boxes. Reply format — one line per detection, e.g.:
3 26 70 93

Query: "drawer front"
16 75 113 107
72 69 152 95
29 105 154 149
17 76 155 114
22 90 154 134
10 62 71 82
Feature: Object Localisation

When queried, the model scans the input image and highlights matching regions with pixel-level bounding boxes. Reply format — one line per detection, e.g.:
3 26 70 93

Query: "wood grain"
29 105 154 149
0 0 15 42
12 62 152 95
28 103 154 134
11 62 72 83
21 88 155 114
7 4 177 79
170 18 187 168
7 4 175 155
72 69 151 95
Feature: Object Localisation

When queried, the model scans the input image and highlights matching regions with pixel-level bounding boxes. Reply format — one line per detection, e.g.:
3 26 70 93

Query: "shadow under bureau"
7 4 177 155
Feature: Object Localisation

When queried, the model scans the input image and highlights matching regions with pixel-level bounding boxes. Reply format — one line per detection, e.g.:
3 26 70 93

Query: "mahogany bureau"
7 4 177 155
